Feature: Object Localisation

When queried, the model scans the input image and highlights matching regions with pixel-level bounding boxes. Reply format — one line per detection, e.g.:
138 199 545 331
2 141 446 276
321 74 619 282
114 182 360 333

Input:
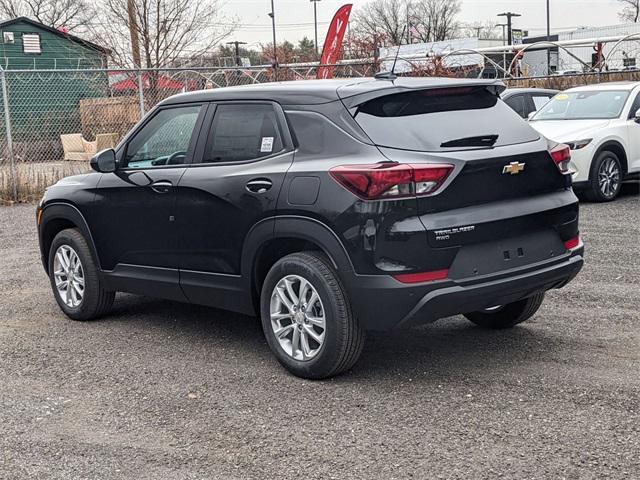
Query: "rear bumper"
344 247 584 331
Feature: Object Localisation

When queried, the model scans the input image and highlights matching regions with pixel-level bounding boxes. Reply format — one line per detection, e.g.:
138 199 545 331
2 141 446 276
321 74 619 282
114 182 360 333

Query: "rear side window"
353 87 539 151
203 104 283 163
504 94 527 118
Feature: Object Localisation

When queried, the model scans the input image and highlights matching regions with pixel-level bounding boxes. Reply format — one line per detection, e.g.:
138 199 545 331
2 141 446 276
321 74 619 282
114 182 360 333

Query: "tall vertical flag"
316 4 353 79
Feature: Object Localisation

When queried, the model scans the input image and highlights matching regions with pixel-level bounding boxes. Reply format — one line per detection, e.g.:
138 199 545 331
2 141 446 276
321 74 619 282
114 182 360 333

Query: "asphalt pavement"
1 184 638 479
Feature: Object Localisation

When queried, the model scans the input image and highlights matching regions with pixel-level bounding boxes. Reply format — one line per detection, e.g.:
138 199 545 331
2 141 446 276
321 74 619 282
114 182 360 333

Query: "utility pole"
126 0 141 67
226 40 247 67
310 0 321 58
268 0 277 81
546 0 552 74
497 11 521 46
497 22 508 76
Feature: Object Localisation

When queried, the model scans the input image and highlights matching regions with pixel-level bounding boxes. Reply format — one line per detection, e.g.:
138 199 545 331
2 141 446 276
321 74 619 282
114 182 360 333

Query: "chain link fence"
1 59 638 202
0 64 378 202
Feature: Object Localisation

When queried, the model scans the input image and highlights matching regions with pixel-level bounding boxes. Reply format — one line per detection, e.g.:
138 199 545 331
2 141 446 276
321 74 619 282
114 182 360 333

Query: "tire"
48 228 114 321
584 150 623 202
464 292 545 329
260 251 365 379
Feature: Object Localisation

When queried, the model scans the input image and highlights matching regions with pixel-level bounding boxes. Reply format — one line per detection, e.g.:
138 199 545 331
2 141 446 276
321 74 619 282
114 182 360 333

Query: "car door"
90 103 206 298
626 90 640 172
174 101 295 309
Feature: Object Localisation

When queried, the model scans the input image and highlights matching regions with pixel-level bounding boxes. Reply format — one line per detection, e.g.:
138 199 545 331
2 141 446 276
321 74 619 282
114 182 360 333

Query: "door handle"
150 180 173 193
246 179 273 194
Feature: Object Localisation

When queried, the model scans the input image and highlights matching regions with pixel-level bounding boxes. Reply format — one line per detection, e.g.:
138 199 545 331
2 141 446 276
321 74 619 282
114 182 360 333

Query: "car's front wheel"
584 150 623 202
464 292 545 329
260 251 364 379
48 228 114 321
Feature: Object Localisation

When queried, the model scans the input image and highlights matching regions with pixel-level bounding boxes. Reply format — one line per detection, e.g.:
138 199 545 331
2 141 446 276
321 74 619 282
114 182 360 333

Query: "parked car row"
502 82 640 201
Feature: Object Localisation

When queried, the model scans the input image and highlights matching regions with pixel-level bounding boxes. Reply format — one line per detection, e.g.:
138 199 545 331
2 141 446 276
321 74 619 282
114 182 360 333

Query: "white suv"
529 82 640 201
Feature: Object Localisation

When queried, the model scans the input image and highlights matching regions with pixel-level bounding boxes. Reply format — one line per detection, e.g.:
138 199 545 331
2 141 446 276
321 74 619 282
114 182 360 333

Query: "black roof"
0 17 109 54
161 77 506 107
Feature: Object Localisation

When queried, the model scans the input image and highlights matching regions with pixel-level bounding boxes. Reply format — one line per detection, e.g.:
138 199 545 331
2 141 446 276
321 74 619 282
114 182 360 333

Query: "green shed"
0 17 111 161
0 16 108 69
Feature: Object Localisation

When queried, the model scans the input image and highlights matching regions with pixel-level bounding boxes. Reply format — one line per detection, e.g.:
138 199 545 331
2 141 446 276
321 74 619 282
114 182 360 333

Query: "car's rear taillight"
329 163 454 200
549 143 571 174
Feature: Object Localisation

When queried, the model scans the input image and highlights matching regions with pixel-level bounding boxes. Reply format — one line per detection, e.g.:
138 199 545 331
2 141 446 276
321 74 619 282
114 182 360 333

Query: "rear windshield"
352 86 539 152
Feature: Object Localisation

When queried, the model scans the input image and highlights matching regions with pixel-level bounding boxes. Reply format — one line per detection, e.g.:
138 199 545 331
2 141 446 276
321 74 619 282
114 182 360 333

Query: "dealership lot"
1 185 638 479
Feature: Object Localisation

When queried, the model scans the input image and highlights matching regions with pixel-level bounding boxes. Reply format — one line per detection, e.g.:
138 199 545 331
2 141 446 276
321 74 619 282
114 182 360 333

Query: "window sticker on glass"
261 136 274 153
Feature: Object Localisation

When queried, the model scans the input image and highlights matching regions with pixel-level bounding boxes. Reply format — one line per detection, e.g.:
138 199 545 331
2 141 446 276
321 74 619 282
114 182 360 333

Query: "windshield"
531 90 629 121
352 86 539 152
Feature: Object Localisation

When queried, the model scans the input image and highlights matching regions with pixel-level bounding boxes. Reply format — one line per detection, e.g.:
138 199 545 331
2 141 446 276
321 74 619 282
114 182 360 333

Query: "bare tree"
618 0 640 22
0 0 92 31
410 0 461 43
352 0 461 48
89 0 236 68
352 0 406 46
460 21 502 40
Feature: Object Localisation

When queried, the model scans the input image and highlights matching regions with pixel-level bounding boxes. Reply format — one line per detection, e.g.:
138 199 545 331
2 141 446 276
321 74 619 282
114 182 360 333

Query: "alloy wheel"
598 156 621 199
270 274 326 361
53 245 85 308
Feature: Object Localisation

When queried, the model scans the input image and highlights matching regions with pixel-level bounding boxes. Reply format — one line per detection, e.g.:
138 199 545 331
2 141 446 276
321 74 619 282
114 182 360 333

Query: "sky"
221 0 623 48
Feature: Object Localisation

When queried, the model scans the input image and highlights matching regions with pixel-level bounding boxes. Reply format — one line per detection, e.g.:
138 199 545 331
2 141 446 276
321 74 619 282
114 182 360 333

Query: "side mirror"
527 111 536 121
634 108 640 123
90 149 116 173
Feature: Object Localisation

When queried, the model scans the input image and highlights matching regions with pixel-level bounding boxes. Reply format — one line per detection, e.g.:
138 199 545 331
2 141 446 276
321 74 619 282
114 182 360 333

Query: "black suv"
37 77 584 379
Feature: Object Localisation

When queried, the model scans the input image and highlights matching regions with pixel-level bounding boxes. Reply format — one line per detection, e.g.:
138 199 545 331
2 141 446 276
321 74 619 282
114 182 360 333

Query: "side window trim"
118 103 208 170
191 100 293 167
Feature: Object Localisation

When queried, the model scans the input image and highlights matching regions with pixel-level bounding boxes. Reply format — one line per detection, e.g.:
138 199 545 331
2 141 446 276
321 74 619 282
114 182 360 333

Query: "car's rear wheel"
464 292 545 329
260 251 364 379
584 150 622 202
48 228 114 321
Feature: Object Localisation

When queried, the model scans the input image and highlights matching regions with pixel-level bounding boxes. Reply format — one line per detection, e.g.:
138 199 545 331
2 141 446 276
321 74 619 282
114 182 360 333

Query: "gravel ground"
1 184 639 480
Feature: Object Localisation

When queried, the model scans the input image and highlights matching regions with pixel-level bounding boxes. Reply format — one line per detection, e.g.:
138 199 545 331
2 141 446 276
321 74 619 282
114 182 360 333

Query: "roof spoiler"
340 80 506 109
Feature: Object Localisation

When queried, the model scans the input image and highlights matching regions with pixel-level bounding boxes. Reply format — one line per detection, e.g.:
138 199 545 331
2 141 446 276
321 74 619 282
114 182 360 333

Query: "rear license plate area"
447 229 565 280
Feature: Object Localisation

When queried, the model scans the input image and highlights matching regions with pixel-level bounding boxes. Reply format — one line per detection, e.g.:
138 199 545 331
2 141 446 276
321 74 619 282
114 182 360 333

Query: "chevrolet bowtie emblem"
502 161 526 175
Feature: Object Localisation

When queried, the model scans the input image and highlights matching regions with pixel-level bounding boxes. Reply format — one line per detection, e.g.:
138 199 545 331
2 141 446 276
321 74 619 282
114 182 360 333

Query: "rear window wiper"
440 134 499 148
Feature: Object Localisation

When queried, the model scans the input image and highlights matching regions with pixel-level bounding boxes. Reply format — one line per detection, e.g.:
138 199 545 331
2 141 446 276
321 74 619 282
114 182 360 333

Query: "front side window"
203 104 283 163
125 105 202 169
532 90 630 121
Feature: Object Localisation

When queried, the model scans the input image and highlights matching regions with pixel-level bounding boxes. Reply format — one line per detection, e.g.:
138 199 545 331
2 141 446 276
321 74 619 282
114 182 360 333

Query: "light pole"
268 0 277 80
310 0 321 58
546 0 552 74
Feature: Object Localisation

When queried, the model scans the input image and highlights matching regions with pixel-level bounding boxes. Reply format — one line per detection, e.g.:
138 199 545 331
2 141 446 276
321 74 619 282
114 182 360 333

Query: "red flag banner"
316 4 352 79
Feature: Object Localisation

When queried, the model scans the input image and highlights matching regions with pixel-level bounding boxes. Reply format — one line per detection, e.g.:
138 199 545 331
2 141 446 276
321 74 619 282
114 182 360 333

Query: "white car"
529 82 640 201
